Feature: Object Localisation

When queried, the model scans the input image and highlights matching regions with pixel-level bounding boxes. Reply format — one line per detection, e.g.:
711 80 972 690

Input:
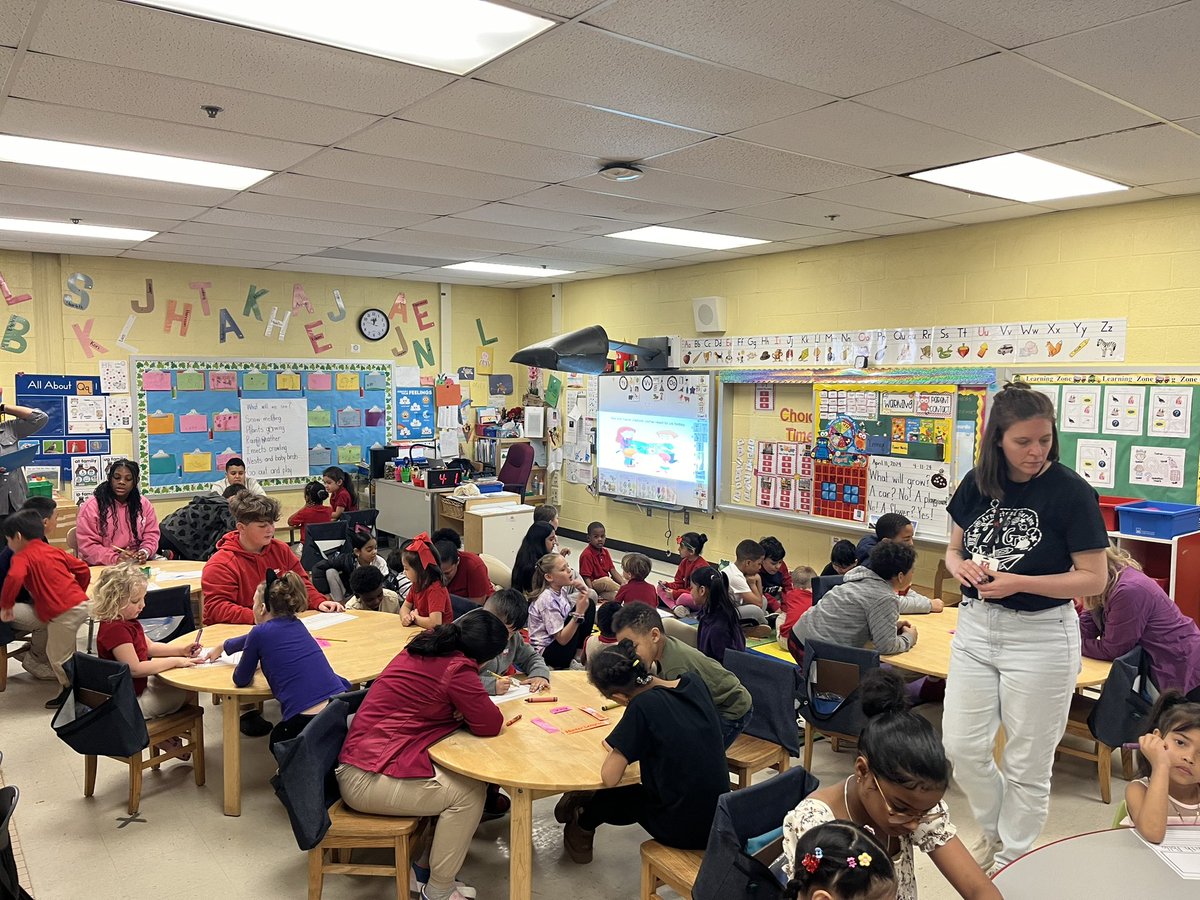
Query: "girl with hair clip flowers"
400 532 453 628
785 821 897 900
555 638 729 864
1122 690 1200 843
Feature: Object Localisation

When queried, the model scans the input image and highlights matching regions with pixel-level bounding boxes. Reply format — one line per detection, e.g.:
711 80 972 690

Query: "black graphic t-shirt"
947 462 1109 612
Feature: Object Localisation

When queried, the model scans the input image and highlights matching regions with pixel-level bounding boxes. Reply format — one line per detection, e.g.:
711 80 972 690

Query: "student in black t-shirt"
554 638 729 863
941 382 1108 875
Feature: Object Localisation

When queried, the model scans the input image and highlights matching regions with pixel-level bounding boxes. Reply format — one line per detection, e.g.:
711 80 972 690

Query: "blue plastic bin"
1115 501 1200 539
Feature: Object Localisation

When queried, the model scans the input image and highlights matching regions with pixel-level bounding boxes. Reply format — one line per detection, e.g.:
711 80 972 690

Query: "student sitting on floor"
210 455 265 496
855 513 913 564
692 565 746 663
821 539 858 578
578 521 625 602
783 821 896 900
533 504 570 557
583 599 621 663
511 522 558 596
310 526 388 599
655 531 708 613
613 601 753 749
555 638 730 863
92 563 198 720
346 564 402 614
759 535 794 613
777 565 817 650
614 552 657 606
287 480 331 545
721 539 770 626
399 533 453 629
781 669 997 900
528 553 597 670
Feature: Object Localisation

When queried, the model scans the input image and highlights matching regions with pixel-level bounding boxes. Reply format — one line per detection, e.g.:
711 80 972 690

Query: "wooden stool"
83 704 205 814
640 840 703 900
308 800 418 900
725 733 790 789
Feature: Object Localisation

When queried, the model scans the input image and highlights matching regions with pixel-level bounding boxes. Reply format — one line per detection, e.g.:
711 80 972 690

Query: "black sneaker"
482 785 511 821
44 686 70 710
240 710 273 737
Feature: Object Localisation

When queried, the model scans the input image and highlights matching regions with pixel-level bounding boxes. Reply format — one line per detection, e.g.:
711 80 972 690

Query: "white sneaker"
412 874 477 898
967 833 1002 870
986 861 1004 879
420 887 477 900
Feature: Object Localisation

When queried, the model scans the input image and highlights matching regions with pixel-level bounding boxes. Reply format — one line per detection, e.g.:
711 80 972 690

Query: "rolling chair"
496 442 534 502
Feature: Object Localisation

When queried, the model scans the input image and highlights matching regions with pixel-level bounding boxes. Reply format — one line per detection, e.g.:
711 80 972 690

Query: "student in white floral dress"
782 671 999 900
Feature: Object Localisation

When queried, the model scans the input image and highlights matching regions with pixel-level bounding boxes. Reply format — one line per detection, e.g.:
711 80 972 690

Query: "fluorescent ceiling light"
130 0 554 75
607 225 769 250
443 262 574 277
909 152 1128 203
0 135 271 190
0 217 157 241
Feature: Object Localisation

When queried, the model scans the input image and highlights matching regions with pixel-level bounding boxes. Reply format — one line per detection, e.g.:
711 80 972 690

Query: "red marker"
505 714 522 727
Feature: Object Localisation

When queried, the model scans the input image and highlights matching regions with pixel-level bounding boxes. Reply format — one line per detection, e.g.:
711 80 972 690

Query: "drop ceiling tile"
0 98 312 170
120 249 281 267
0 185 208 221
807 177 1010 218
477 23 832 133
401 80 706 158
857 53 1154 150
10 54 382 145
733 195 915 230
29 0 455 114
279 256 428 275
507 185 698 223
147 232 326 255
0 203 179 233
1021 4 1200 120
666 212 836 242
0 48 13 84
941 204 1056 225
0 237 133 254
173 221 355 247
410 217 581 246
894 0 1181 48
291 149 545 201
584 0 992 96
563 168 788 210
125 242 297 263
505 244 672 267
340 120 599 183
645 138 877 194
1 1 36 47
857 219 957 236
1032 124 1200 187
193 209 391 239
1146 177 1200 196
250 174 485 216
555 236 707 258
0 161 240 206
676 249 759 264
786 232 877 247
733 100 1006 173
456 202 621 235
223 194 436 229
511 1 598 16
314 249 467 267
356 229 540 254
476 253 614 272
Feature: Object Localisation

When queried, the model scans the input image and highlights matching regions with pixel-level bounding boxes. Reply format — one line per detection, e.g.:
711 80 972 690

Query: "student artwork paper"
336 406 360 428
276 371 301 392
183 449 212 473
209 371 238 391
214 410 241 432
1030 384 1060 414
1101 386 1145 436
179 410 208 433
1075 439 1116 489
1148 387 1191 438
142 369 172 391
1061 388 1099 432
98 359 129 394
1130 446 1186 489
335 372 360 392
243 370 269 391
106 395 133 430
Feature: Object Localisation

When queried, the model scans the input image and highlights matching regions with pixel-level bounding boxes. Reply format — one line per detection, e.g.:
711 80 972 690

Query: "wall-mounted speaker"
692 296 728 333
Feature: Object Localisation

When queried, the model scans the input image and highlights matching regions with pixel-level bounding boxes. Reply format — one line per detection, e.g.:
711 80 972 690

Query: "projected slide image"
598 414 699 481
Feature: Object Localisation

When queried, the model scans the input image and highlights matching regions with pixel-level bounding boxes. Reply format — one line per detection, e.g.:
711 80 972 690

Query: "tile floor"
1 539 1124 899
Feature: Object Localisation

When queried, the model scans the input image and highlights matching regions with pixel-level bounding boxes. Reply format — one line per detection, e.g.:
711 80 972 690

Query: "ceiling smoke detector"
598 162 644 182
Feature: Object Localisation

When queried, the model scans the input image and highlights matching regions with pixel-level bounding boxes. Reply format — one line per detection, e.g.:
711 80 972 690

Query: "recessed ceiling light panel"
443 262 574 277
129 0 554 75
607 225 768 250
0 135 271 189
0 217 157 241
598 163 644 182
909 152 1128 203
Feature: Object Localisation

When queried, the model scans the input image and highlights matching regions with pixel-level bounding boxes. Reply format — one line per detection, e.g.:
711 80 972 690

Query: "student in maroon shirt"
579 521 624 602
614 552 658 606
322 465 357 520
337 612 509 900
433 528 495 620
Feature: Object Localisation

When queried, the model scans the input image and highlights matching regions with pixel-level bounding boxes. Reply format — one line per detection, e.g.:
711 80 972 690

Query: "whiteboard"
867 456 953 538
240 399 309 480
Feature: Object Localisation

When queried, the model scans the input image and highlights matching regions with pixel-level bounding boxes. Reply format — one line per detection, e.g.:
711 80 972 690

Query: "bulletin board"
1017 373 1200 503
14 374 113 489
133 357 394 494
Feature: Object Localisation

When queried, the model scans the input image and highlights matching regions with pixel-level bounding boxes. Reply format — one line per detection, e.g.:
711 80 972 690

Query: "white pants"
942 599 1080 867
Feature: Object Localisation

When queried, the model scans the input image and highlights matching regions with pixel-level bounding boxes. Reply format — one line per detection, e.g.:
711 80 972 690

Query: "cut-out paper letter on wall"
63 272 92 310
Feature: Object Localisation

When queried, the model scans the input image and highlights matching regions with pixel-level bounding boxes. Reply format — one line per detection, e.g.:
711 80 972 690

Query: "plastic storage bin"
1116 501 1200 539
1099 494 1140 531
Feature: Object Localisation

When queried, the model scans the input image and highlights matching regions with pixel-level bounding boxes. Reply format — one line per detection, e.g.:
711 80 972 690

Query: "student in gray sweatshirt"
792 541 919 656
475 587 551 695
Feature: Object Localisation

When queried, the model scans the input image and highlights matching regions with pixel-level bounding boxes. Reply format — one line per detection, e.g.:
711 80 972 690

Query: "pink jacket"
75 496 161 565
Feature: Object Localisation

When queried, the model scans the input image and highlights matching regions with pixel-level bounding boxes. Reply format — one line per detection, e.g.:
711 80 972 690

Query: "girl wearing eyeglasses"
781 670 999 900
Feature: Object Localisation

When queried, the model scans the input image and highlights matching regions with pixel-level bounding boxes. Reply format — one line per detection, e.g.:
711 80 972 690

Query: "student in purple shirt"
207 570 350 749
690 565 745 663
1081 547 1200 701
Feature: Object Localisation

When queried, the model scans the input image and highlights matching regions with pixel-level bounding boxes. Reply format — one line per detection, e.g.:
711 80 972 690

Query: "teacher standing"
942 383 1107 876
0 403 49 514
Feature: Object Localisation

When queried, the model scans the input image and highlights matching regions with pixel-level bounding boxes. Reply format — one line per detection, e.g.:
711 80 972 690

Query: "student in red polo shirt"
433 528 495 620
578 521 624 602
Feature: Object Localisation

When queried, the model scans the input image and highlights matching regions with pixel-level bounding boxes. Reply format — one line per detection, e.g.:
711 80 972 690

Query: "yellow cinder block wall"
520 193 1200 586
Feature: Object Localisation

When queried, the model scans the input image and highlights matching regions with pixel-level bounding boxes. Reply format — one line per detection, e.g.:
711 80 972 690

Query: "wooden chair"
639 840 703 900
934 559 959 605
1055 693 1133 804
308 800 418 900
0 621 15 692
798 640 879 771
84 703 205 814
65 526 78 556
722 650 800 790
725 733 790 790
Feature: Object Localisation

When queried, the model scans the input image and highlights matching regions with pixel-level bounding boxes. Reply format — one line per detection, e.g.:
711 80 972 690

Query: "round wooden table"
160 610 420 816
87 559 206 600
428 671 641 900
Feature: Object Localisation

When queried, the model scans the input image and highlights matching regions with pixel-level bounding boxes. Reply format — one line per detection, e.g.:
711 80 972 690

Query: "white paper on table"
302 612 355 631
1137 827 1200 879
193 650 242 667
488 682 534 704
152 569 204 581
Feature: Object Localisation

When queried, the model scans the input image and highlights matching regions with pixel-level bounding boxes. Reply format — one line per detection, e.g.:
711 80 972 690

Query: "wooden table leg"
508 787 533 900
220 693 242 816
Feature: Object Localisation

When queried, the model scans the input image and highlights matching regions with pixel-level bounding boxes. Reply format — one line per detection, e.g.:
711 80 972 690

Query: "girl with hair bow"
399 532 453 628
